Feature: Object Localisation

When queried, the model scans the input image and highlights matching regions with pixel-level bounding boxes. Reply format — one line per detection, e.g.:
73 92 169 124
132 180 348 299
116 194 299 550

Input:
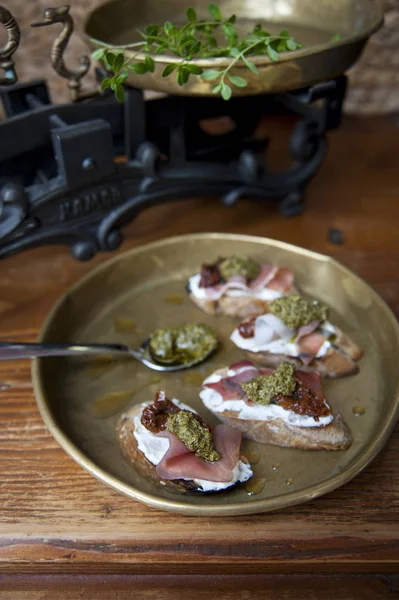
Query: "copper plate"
32 234 399 516
83 0 383 96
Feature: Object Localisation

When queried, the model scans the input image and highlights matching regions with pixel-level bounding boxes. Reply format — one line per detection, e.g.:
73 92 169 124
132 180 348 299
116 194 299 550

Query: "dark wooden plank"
0 574 398 599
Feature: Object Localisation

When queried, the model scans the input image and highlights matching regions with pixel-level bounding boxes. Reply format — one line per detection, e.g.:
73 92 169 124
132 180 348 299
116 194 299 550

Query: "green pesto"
219 256 260 281
166 410 221 462
241 363 297 405
148 328 175 362
269 295 329 329
148 324 218 365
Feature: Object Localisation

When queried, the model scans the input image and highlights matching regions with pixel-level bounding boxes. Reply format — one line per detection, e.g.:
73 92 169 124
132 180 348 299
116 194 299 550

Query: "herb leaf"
105 52 116 68
91 48 106 61
115 83 125 103
242 56 259 74
228 75 248 87
177 65 191 85
145 24 160 36
113 52 124 74
185 64 204 74
100 77 112 90
201 69 220 80
164 21 174 35
266 44 279 61
221 82 232 100
208 3 222 20
162 63 177 77
130 62 149 74
186 7 197 22
145 56 155 72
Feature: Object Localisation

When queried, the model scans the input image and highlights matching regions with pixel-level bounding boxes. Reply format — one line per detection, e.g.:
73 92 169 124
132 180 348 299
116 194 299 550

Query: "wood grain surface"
0 116 398 596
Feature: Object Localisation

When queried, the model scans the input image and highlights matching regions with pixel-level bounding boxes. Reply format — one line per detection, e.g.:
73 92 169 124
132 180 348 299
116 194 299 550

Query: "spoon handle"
0 342 131 360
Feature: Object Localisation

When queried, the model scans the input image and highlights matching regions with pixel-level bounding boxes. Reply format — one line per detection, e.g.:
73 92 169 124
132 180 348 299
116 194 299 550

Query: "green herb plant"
92 3 304 102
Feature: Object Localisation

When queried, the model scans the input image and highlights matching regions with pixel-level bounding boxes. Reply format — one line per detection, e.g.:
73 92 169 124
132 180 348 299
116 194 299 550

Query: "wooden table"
0 116 398 598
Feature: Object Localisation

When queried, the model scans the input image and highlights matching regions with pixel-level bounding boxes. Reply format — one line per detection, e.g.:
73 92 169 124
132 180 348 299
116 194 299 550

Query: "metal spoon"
0 341 217 372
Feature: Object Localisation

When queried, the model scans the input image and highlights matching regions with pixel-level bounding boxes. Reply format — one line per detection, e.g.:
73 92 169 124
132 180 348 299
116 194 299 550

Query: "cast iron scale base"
0 6 347 261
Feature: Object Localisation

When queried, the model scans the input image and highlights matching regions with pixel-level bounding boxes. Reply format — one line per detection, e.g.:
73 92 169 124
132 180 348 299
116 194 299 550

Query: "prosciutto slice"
297 332 326 364
197 264 294 300
297 371 323 394
249 265 278 290
231 313 294 353
203 361 324 410
295 320 320 342
198 275 248 300
266 267 294 293
232 313 327 365
203 362 274 403
260 368 274 377
155 424 242 483
204 365 260 400
204 361 259 400
229 359 256 372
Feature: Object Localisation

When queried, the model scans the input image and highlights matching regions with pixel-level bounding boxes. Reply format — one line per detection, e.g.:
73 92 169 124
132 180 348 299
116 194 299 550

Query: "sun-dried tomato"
141 390 210 433
198 263 222 288
274 376 331 421
238 317 257 338
141 390 180 433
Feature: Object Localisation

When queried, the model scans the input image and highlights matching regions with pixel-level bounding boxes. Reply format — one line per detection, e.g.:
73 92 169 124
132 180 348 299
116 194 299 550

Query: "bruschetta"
117 390 253 493
187 256 296 318
230 296 363 377
200 360 352 450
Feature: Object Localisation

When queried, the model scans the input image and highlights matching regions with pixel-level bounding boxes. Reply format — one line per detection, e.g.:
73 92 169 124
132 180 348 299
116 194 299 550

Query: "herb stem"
95 40 145 50
219 38 262 86
124 47 147 67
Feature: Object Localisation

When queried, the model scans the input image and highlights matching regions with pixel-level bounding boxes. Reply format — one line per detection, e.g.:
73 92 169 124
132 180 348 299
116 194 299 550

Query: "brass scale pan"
84 0 383 97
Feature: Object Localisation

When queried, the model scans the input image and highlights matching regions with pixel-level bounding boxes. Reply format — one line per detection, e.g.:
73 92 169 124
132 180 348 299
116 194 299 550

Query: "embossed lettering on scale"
59 187 122 221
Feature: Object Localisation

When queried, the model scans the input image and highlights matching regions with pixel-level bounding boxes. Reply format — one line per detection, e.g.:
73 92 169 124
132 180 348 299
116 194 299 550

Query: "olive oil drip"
86 354 114 376
165 295 185 304
114 318 137 333
245 477 266 496
243 451 261 465
183 372 206 386
91 375 161 418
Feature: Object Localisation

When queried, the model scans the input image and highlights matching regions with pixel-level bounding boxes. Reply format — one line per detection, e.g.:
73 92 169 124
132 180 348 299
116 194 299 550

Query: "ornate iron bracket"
0 6 20 85
0 75 347 261
31 4 91 101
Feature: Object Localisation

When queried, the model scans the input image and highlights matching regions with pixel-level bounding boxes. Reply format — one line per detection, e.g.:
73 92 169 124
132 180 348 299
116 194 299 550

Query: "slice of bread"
209 409 351 451
187 273 299 319
117 404 250 494
245 326 363 378
117 404 200 493
188 292 270 318
188 293 219 316
200 363 352 450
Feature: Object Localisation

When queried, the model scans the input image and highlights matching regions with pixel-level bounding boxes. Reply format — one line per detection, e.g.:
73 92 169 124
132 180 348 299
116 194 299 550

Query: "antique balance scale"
0 1 382 261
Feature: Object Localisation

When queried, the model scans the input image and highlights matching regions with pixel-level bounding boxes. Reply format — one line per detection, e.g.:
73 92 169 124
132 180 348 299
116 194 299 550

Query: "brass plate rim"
32 233 399 516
